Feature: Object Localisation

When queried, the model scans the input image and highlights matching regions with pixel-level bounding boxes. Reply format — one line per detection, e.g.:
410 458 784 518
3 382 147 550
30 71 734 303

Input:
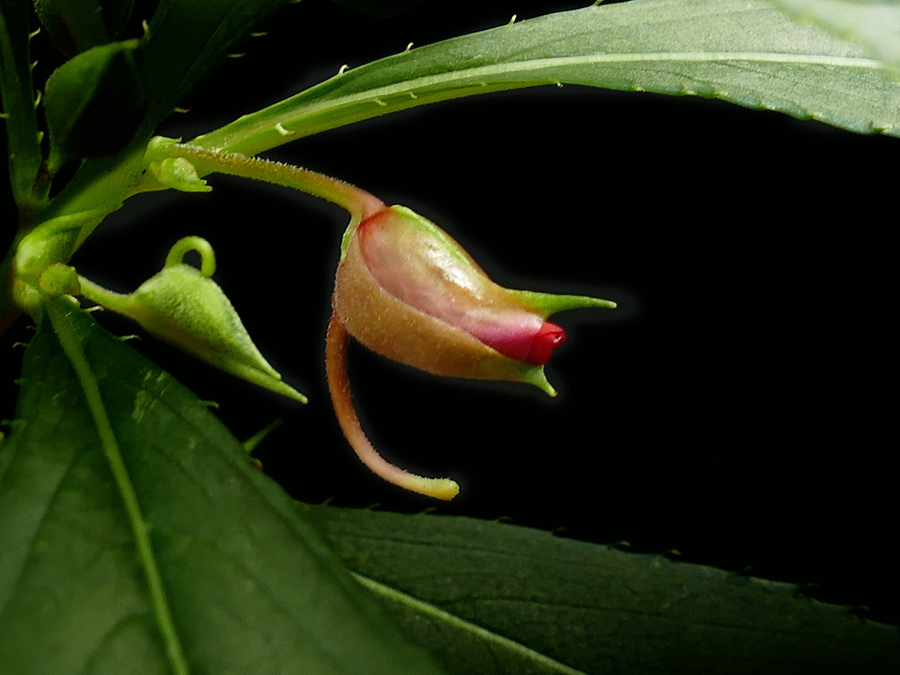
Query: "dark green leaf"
33 0 110 56
100 0 134 42
33 0 135 56
0 0 44 210
301 504 900 675
43 39 147 172
140 0 291 126
0 299 446 675
193 0 900 156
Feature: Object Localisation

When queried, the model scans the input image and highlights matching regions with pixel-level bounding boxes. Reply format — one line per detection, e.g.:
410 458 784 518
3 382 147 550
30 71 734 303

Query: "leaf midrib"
278 50 882 111
45 299 191 675
197 45 887 156
352 572 590 675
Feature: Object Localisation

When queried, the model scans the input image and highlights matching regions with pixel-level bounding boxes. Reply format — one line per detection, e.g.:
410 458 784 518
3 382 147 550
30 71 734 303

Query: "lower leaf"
0 299 444 675
301 504 900 675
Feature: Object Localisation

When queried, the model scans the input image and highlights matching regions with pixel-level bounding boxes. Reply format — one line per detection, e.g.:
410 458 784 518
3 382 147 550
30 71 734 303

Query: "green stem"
154 142 385 225
76 275 135 315
45 297 191 675
0 232 24 335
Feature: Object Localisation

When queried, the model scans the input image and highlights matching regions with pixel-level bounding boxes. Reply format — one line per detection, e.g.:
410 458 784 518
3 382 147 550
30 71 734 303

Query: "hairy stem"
155 142 385 225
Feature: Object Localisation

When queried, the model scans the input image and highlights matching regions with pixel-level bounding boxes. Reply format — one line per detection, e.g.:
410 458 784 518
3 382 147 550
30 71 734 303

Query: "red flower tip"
528 321 567 365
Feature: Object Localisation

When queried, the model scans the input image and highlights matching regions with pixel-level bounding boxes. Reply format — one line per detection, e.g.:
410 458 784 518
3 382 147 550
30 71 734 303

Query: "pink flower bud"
333 205 614 395
326 205 615 501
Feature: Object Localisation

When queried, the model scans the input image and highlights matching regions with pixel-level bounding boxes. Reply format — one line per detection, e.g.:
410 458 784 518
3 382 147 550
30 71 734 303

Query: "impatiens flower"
138 141 616 501
334 205 616 396
328 205 615 500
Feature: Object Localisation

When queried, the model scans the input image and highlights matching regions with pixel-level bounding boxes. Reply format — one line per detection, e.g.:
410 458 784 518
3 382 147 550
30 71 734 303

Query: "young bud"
333 205 615 396
78 237 306 403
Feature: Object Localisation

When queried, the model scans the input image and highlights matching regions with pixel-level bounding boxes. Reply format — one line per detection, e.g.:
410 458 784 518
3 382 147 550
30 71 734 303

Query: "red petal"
527 322 567 365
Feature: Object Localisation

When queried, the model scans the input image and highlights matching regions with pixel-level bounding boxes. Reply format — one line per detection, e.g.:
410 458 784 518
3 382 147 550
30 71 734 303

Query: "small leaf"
33 0 135 56
43 39 147 172
194 0 900 156
0 0 44 210
0 300 446 675
33 0 110 56
301 504 900 675
140 0 291 126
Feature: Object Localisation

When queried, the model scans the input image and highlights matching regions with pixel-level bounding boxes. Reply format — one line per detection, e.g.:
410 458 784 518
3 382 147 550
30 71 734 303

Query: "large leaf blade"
0 300 445 675
301 504 900 675
193 0 900 156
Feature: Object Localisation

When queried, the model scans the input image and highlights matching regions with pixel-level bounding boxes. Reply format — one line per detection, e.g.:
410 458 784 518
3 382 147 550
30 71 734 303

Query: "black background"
3 0 897 624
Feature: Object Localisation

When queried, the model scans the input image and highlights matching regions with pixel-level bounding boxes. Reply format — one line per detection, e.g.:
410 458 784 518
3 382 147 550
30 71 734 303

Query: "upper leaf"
775 0 900 68
193 0 900 156
302 504 900 675
32 0 129 56
0 301 446 675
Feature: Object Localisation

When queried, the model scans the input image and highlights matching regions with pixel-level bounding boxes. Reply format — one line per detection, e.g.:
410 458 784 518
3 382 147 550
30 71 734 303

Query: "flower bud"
333 205 615 395
78 237 306 403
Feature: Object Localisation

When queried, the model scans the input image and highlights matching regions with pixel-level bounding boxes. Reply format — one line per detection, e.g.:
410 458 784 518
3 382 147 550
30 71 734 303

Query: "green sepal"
518 365 557 397
511 288 618 317
43 39 147 173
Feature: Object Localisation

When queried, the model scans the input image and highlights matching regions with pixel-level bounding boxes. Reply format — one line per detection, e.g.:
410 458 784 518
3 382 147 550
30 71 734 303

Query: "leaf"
43 40 147 172
33 0 136 55
0 0 44 210
33 0 111 56
140 0 293 126
775 0 900 68
0 298 446 675
193 0 900 157
300 504 900 675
